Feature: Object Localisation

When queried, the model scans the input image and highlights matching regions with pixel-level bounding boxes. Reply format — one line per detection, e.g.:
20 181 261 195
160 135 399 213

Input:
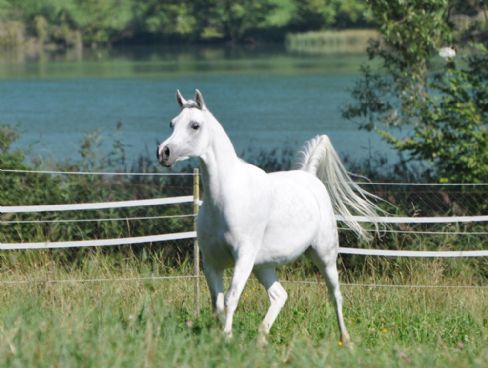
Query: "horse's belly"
256 226 315 266
255 173 324 266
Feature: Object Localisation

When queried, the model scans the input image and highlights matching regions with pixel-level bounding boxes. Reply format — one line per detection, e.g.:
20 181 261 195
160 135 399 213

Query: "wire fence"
2 168 487 250
1 168 487 299
0 274 486 290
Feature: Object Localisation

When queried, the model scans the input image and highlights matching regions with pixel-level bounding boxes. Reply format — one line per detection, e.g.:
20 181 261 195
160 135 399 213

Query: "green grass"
0 249 486 367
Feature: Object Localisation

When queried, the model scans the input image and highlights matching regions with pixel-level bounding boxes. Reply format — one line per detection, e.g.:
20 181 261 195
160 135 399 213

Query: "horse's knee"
269 282 288 307
215 293 225 311
225 289 239 312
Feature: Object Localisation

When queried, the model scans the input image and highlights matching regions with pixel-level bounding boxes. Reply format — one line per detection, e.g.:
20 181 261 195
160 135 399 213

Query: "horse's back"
268 170 332 211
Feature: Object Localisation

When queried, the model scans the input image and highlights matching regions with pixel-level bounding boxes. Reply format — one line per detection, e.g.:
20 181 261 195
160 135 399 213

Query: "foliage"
343 0 488 182
343 0 452 130
379 46 488 183
0 125 194 263
211 0 278 43
0 0 372 45
0 125 61 211
0 0 133 45
290 0 370 31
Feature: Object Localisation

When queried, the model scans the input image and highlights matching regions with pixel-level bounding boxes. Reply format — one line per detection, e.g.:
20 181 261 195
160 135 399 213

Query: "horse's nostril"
163 146 170 158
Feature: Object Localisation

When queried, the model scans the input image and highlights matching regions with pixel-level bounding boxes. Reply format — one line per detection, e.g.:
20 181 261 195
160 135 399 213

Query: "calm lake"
0 45 399 167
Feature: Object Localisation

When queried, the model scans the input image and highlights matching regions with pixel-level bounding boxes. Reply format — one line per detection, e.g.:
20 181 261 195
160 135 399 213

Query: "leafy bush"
0 124 194 265
343 0 488 183
380 45 488 183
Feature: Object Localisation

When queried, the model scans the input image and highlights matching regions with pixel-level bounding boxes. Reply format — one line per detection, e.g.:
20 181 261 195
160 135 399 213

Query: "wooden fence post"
193 168 200 318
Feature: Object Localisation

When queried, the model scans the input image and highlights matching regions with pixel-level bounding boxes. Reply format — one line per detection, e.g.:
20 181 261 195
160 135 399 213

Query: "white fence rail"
0 232 197 250
1 170 487 258
2 169 487 310
1 200 487 256
0 196 194 213
336 214 488 224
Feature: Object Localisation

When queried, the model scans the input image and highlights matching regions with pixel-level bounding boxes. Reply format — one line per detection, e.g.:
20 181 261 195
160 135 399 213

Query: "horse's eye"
191 122 200 130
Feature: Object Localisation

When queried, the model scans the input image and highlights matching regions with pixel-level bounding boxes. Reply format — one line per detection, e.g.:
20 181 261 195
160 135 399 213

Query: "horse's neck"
199 121 239 204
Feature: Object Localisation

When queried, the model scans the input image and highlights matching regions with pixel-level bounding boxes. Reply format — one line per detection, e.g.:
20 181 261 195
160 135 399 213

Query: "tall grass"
0 249 486 367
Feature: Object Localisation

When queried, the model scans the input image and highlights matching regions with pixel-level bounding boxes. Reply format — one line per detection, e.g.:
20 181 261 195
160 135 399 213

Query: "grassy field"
0 247 486 367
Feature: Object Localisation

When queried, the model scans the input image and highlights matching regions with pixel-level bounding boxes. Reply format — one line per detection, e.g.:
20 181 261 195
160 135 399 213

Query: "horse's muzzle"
157 144 172 167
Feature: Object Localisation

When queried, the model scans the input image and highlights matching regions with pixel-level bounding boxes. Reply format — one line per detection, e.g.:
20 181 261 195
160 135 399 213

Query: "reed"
286 29 379 55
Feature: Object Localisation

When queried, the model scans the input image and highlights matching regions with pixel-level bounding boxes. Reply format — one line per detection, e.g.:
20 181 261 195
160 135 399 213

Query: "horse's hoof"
339 334 354 350
223 330 233 342
257 333 268 348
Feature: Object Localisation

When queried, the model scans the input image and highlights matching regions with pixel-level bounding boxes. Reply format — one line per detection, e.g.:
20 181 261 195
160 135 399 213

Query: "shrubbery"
343 0 488 183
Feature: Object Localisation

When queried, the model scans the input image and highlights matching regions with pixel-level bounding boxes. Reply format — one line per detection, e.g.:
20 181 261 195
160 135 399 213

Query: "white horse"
157 90 381 345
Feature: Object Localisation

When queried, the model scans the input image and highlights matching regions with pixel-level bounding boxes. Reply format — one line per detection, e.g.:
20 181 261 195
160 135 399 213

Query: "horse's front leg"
202 261 225 325
223 248 256 338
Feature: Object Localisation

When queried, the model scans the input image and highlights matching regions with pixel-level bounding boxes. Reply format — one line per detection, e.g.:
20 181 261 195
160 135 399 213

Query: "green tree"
132 1 197 41
290 0 371 31
67 0 133 44
343 0 452 130
343 0 488 182
380 46 488 183
213 0 278 43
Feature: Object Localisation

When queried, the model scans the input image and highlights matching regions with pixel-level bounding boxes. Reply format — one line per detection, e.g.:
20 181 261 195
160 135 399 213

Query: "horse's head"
157 89 213 167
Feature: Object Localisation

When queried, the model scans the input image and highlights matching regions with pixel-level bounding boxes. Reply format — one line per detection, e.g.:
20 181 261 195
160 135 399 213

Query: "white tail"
298 135 383 240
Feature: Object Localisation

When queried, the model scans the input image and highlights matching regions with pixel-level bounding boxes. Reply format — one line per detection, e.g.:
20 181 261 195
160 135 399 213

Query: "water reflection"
0 44 367 79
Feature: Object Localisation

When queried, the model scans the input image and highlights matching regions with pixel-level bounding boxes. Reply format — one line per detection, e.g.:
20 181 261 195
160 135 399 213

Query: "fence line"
2 168 488 186
3 218 485 235
0 213 196 225
0 196 193 213
0 232 197 250
4 196 488 222
0 275 199 285
0 168 195 176
337 227 488 235
355 181 488 186
286 280 488 289
2 195 487 256
336 214 488 223
2 175 487 258
338 247 488 257
0 274 485 289
3 169 487 317
1 232 486 257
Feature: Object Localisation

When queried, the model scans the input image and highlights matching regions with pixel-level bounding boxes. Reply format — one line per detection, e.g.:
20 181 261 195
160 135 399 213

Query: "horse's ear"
176 89 186 108
195 89 207 110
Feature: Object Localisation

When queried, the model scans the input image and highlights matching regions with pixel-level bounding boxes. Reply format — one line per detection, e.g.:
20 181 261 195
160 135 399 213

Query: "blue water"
0 47 398 166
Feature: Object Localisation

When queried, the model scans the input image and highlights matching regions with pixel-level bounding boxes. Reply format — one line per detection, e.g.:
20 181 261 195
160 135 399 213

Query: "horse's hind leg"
308 247 351 346
254 267 288 345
